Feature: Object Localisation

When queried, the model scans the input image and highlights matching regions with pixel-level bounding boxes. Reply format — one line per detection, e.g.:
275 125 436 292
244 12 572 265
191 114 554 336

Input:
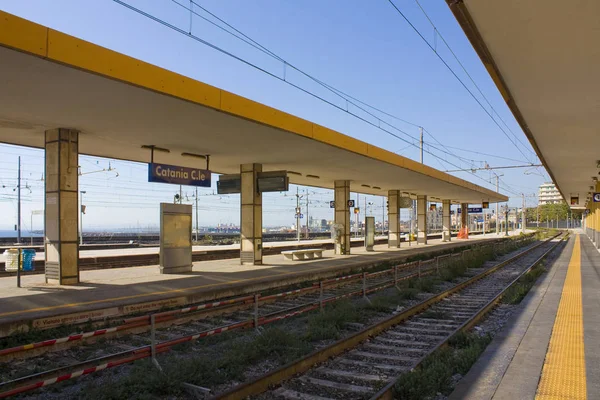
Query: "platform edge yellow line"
536 234 587 399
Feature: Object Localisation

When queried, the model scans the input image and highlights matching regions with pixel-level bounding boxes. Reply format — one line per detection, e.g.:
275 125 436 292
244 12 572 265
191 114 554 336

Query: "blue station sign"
148 163 211 187
456 207 483 214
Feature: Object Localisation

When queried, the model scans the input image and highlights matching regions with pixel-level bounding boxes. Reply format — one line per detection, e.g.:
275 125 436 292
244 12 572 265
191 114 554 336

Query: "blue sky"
0 0 547 231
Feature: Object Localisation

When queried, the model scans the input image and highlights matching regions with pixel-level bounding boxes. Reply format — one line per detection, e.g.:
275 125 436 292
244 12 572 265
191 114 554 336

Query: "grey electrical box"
159 203 193 274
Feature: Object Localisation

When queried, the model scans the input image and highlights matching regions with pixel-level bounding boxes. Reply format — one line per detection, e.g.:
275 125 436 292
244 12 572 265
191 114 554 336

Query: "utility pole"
496 175 500 235
364 197 367 237
17 156 21 244
355 193 359 238
521 194 526 233
419 126 424 164
79 190 86 246
296 187 301 242
195 187 199 242
305 190 309 239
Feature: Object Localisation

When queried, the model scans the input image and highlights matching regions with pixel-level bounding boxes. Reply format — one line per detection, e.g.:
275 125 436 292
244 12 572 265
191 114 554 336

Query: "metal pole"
305 190 309 239
195 187 199 242
179 185 182 204
79 191 85 246
364 197 367 238
17 248 21 288
296 187 300 242
419 126 424 164
356 193 359 238
17 156 21 244
522 194 526 233
30 212 33 246
496 176 500 235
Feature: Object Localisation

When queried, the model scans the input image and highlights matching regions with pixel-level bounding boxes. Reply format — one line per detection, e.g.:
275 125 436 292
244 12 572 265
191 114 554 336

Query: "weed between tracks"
0 237 519 351
10 233 548 399
501 261 547 305
394 332 492 400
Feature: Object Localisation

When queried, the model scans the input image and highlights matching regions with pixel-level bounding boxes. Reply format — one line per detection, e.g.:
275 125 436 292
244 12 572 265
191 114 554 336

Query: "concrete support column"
240 163 262 265
334 180 351 255
442 200 451 242
387 190 401 248
417 195 427 245
44 128 79 285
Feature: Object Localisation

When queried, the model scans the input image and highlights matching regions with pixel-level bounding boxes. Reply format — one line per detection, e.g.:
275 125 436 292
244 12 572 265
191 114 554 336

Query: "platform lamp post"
79 191 87 246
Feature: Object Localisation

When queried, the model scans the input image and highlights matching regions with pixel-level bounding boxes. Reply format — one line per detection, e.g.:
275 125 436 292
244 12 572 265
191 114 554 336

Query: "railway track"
214 232 566 400
0 234 540 398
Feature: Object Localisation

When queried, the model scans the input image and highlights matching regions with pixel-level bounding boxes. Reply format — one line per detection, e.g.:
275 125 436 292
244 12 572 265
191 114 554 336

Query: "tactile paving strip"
536 235 587 399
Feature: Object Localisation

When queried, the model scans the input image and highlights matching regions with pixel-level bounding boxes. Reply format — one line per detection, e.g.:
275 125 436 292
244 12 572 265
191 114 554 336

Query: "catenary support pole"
17 156 21 244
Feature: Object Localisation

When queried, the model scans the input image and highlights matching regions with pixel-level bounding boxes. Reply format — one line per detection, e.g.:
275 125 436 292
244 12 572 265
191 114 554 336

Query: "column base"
159 265 193 274
46 277 79 285
388 239 401 248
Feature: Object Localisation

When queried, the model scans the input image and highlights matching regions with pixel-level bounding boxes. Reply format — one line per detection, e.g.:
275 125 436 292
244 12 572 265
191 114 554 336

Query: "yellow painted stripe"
0 11 507 202
536 235 587 399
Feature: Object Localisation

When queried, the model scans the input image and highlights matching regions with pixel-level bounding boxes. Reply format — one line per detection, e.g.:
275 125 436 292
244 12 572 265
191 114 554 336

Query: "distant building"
538 183 563 205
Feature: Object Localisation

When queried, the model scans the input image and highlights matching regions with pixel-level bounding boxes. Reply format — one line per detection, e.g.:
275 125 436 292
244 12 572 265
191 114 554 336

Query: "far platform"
449 231 599 399
0 232 518 336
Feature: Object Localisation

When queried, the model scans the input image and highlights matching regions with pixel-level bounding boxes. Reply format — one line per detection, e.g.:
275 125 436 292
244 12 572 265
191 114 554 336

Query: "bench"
281 248 324 261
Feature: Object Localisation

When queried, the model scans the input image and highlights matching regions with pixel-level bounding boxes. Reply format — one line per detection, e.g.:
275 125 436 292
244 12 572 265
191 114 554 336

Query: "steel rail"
0 236 535 397
211 233 560 400
0 254 454 360
370 232 568 400
0 253 469 396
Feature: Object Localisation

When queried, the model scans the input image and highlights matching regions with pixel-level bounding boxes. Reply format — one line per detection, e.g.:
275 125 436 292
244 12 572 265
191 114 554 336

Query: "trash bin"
21 249 36 272
3 249 19 272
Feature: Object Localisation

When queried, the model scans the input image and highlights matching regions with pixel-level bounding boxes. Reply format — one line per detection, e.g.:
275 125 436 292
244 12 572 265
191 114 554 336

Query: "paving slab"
450 231 600 400
449 234 572 400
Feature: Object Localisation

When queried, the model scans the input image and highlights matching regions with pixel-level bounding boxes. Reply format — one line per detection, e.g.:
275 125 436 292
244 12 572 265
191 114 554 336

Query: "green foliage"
394 333 492 400
305 300 361 341
84 327 313 400
502 263 546 304
526 203 581 223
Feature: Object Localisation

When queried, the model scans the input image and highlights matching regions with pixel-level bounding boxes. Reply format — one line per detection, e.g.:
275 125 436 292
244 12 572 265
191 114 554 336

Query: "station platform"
0 236 383 264
0 233 512 337
449 231 598 399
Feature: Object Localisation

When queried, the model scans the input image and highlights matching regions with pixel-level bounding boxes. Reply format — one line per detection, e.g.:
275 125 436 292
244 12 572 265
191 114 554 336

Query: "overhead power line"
412 0 536 160
108 1 523 195
385 0 537 163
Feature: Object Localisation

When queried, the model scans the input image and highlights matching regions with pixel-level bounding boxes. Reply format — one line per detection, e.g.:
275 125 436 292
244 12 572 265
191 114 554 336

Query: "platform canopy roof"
447 0 600 208
0 11 506 204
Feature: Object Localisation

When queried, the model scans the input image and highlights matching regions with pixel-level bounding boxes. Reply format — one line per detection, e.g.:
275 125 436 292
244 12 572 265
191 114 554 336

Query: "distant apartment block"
538 183 563 205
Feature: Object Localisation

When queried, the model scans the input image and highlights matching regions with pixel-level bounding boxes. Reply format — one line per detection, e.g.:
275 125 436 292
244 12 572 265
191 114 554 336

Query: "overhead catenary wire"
412 0 536 160
385 0 536 164
111 0 524 195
